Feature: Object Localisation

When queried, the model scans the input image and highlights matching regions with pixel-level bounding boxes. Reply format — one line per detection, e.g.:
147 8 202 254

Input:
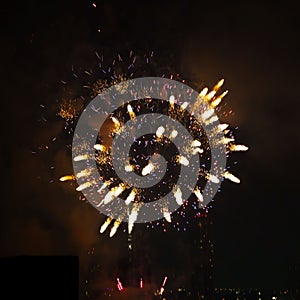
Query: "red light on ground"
116 278 124 291
140 277 143 288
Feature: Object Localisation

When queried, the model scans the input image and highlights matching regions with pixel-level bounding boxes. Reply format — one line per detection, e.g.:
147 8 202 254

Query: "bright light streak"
125 164 134 172
98 184 126 206
156 126 165 138
213 79 224 91
170 130 178 139
207 174 220 183
194 187 204 202
110 220 122 238
169 95 175 106
206 90 216 100
162 276 168 286
180 102 189 110
128 207 138 234
230 144 249 151
199 87 208 97
99 217 113 234
221 137 235 144
116 278 124 291
59 175 74 181
177 155 189 166
125 189 136 205
159 276 168 295
102 190 114 205
97 181 110 193
76 169 92 178
191 140 203 155
202 108 215 120
140 278 143 288
111 117 121 131
163 208 172 223
218 123 229 131
94 144 106 151
173 187 183 205
76 181 93 191
73 154 89 161
211 90 228 108
112 184 126 197
142 162 155 176
223 171 240 183
192 140 201 147
127 104 135 119
191 147 204 154
206 115 218 124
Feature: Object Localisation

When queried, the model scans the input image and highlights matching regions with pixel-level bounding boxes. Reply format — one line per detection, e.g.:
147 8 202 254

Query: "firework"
58 53 248 238
158 276 168 295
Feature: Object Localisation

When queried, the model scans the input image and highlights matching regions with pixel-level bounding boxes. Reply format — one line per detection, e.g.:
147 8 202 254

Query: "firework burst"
58 52 248 238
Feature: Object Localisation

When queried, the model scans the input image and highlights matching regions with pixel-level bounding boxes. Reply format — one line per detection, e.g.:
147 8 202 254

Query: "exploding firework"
58 56 248 237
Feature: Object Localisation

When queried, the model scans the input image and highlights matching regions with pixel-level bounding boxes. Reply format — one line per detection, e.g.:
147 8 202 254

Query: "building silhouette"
289 261 300 299
0 255 79 300
190 211 214 299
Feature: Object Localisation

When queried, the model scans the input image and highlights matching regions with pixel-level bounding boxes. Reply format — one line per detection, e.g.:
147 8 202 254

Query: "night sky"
2 0 300 293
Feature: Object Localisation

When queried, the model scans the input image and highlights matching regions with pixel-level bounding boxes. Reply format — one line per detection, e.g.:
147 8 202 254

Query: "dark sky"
2 0 300 293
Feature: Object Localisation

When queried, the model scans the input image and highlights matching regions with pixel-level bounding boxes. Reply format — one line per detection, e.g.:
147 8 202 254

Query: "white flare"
192 140 201 147
127 104 135 119
218 123 229 131
178 155 189 166
94 144 106 151
173 187 183 205
97 181 110 193
208 174 220 183
125 164 134 172
128 208 138 234
125 189 136 205
156 126 165 138
169 95 175 106
76 181 92 191
99 217 113 234
192 147 204 154
194 187 204 202
73 154 89 161
223 171 240 183
202 108 215 120
163 208 172 223
170 130 178 139
109 220 121 237
142 162 155 176
180 102 189 110
230 144 249 151
199 87 208 97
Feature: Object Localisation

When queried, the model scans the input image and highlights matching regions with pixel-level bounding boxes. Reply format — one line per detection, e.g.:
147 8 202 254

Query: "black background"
2 0 300 291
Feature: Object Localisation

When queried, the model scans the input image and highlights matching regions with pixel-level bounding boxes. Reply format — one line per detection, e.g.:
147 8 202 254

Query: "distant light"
116 278 124 291
140 277 143 288
159 287 164 295
162 276 168 286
